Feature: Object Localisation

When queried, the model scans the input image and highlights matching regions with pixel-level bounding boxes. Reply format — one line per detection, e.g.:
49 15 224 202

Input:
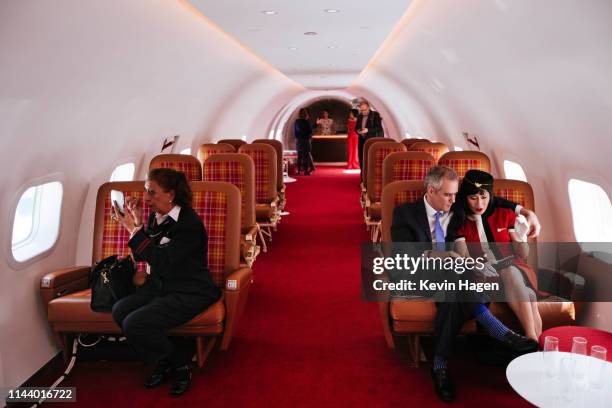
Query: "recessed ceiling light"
328 45 338 49
304 31 318 36
329 63 336 67
262 10 277 15
288 47 298 51
324 9 340 13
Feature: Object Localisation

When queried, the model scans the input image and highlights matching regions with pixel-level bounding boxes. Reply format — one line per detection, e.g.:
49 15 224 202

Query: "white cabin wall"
0 0 301 388
351 0 612 243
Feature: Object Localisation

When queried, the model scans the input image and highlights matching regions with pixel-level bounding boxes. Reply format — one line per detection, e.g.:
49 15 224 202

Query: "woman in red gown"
454 170 543 341
346 109 360 169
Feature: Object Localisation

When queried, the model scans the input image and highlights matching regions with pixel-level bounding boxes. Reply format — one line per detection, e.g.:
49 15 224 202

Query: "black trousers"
296 139 312 172
432 270 486 358
111 280 217 367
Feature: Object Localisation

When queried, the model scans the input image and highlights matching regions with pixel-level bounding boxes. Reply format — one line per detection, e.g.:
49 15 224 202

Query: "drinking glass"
589 345 607 389
571 337 588 381
543 335 559 377
559 356 575 402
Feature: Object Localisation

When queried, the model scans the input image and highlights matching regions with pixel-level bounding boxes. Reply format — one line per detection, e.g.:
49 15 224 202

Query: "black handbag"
90 255 136 312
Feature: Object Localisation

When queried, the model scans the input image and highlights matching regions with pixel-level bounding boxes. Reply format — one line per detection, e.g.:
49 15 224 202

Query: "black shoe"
501 330 539 353
170 365 192 397
144 360 172 389
305 171 311 176
431 368 455 403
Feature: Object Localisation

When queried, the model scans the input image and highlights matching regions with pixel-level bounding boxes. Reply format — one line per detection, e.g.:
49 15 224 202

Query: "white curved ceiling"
188 0 412 89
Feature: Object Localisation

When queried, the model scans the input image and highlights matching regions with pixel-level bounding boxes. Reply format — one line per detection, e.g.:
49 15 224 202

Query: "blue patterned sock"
474 304 509 341
433 355 447 372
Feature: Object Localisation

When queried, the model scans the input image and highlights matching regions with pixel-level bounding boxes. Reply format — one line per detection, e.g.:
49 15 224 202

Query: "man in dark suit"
355 99 383 173
391 166 540 402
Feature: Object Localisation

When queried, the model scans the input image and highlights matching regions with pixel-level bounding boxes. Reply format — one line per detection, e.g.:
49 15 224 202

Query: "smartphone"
492 255 515 271
111 190 125 216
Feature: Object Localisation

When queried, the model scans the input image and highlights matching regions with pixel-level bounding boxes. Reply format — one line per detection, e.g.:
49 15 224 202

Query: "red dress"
455 206 543 296
346 118 359 169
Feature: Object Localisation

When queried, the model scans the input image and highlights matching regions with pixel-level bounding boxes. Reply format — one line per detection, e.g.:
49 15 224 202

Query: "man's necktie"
434 211 445 251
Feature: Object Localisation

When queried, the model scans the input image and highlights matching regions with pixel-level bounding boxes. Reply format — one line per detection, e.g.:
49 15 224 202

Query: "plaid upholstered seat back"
218 139 246 151
401 138 430 150
362 137 388 185
94 182 150 272
382 151 435 189
380 180 425 242
367 142 406 202
203 153 256 232
190 182 241 287
253 139 283 191
197 143 235 164
438 151 491 179
408 141 449 163
149 154 202 181
238 144 277 204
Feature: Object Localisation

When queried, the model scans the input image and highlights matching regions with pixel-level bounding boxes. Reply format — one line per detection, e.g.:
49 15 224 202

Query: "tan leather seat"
197 143 235 164
203 153 260 265
438 151 491 178
408 141 449 163
378 180 575 366
364 141 406 242
238 143 279 246
149 153 203 181
253 139 286 211
41 181 251 367
218 139 247 151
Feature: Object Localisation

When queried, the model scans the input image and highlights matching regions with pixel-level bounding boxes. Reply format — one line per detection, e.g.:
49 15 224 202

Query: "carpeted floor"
37 166 529 407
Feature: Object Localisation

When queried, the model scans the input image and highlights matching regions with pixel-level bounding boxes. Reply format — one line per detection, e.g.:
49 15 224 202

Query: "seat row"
361 138 490 242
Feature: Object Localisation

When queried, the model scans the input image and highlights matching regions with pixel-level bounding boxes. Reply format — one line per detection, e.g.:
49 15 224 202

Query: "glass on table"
589 345 607 389
543 335 560 377
571 336 588 381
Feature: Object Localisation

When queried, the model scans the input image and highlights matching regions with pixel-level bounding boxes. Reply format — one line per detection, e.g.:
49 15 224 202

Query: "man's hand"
521 209 541 238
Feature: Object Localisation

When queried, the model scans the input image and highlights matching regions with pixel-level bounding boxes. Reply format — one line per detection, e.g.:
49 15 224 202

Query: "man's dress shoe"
431 368 455 403
170 365 192 397
144 361 172 388
502 330 539 353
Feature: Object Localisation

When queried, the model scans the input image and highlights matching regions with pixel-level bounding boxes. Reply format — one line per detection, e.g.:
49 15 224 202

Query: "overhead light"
329 63 336 67
324 9 340 13
328 45 338 49
304 31 318 36
288 47 298 51
261 10 277 15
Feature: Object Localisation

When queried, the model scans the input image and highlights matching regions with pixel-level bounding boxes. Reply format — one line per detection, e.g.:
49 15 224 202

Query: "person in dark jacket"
112 168 221 396
355 99 384 173
294 108 314 175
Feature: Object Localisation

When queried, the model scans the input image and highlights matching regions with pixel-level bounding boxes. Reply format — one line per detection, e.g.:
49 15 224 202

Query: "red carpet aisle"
44 167 529 407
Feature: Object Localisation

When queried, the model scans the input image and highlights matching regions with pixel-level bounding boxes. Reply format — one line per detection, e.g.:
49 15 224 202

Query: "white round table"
506 351 612 407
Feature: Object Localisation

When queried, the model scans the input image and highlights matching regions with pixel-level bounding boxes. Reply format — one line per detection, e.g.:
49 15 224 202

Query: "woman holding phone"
111 168 221 396
453 170 543 341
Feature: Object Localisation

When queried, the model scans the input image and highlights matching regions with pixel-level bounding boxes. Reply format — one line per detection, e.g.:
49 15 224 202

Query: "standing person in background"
316 110 335 136
355 99 383 174
294 108 313 175
346 109 360 169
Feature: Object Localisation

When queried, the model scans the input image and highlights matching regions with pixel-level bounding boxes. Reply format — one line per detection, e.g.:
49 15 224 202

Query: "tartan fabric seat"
203 153 261 265
41 181 251 368
218 139 247 151
238 143 279 245
364 141 406 242
382 151 436 188
408 141 449 163
437 151 491 178
197 143 235 164
253 139 286 211
360 137 388 208
149 153 203 181
400 138 430 150
377 180 574 367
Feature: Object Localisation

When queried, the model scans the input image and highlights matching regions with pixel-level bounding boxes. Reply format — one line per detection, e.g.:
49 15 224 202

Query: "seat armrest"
40 266 90 305
221 267 253 350
244 225 258 242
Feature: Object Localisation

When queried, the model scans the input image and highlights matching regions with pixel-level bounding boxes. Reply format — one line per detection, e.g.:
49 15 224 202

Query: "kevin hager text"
372 279 499 293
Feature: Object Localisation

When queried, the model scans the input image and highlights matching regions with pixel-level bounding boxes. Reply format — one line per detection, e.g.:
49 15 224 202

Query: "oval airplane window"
503 160 527 182
110 163 135 181
11 181 63 262
568 179 612 242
